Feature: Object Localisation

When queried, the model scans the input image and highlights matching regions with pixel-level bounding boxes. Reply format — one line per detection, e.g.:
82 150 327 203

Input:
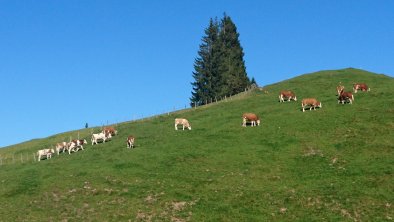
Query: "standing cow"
68 139 88 154
175 118 191 130
103 126 118 136
301 98 322 112
353 83 370 93
338 89 354 104
279 90 297 102
37 148 55 161
242 113 260 127
55 142 68 155
126 136 135 149
91 132 112 145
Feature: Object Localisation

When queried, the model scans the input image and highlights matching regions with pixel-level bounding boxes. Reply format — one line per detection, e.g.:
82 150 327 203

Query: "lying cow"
353 83 370 93
68 139 88 154
37 148 55 161
301 98 322 112
91 132 112 145
175 118 191 130
242 113 260 127
126 136 135 149
55 142 68 155
103 126 118 136
336 83 345 96
279 90 297 102
338 89 354 104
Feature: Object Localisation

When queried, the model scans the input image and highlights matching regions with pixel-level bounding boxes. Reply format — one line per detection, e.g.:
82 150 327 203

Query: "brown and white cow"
175 118 191 130
301 98 322 112
103 126 118 136
68 139 88 154
91 132 112 145
242 113 260 127
353 83 370 93
279 90 297 102
55 142 68 155
37 148 55 161
126 136 135 149
336 83 345 96
338 90 354 104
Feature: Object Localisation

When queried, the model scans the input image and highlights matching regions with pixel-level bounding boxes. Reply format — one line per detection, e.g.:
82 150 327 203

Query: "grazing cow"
301 98 322 112
338 90 354 104
353 83 370 93
68 139 88 154
55 142 68 155
91 132 112 145
242 113 260 127
279 90 297 102
336 83 345 96
37 148 55 161
103 126 118 136
175 118 191 130
126 136 135 149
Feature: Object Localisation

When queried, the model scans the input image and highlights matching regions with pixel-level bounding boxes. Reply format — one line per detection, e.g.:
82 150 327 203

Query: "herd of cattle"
243 82 370 126
36 82 370 161
37 127 135 161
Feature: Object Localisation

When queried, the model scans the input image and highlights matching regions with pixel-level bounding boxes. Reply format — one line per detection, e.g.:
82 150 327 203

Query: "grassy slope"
0 68 393 221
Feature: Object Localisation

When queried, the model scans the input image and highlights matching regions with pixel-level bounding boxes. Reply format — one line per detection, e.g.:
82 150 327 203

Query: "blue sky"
1 0 393 147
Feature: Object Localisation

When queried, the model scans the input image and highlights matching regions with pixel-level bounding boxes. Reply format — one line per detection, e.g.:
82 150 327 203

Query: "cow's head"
256 119 261 126
317 102 322 108
83 139 87 144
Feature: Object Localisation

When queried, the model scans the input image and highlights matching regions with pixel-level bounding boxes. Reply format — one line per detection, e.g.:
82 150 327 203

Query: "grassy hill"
0 68 393 221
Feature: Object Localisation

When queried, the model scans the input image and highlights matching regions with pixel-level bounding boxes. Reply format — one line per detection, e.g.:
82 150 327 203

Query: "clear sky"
1 0 393 148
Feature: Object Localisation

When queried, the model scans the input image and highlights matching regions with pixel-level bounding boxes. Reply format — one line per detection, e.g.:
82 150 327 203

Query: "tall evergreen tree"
191 14 251 106
190 18 220 106
218 14 250 96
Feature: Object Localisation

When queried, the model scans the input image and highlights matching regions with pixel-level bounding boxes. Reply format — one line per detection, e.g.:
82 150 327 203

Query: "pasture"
0 68 393 221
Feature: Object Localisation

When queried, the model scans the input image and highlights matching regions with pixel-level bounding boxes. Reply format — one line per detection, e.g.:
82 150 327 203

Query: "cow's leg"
175 124 178 130
182 124 185 130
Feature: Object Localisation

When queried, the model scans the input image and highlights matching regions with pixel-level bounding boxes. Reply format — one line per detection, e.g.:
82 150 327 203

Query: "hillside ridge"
0 68 393 221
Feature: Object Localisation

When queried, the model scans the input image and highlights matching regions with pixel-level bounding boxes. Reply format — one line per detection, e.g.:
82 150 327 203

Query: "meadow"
0 68 393 221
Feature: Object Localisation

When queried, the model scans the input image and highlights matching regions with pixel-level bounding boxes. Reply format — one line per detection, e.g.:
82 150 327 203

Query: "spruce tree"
218 14 250 96
191 14 251 106
190 18 220 106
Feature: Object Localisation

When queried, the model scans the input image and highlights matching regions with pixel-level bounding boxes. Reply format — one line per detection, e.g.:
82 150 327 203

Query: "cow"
126 136 135 149
55 142 68 155
91 132 112 145
103 126 118 136
175 118 191 130
37 148 55 161
353 83 370 93
338 89 354 104
336 83 345 96
242 113 260 127
301 98 322 112
68 139 88 154
279 90 297 102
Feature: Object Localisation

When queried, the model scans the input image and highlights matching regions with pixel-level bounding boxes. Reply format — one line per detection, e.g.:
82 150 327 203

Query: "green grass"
1 68 393 221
